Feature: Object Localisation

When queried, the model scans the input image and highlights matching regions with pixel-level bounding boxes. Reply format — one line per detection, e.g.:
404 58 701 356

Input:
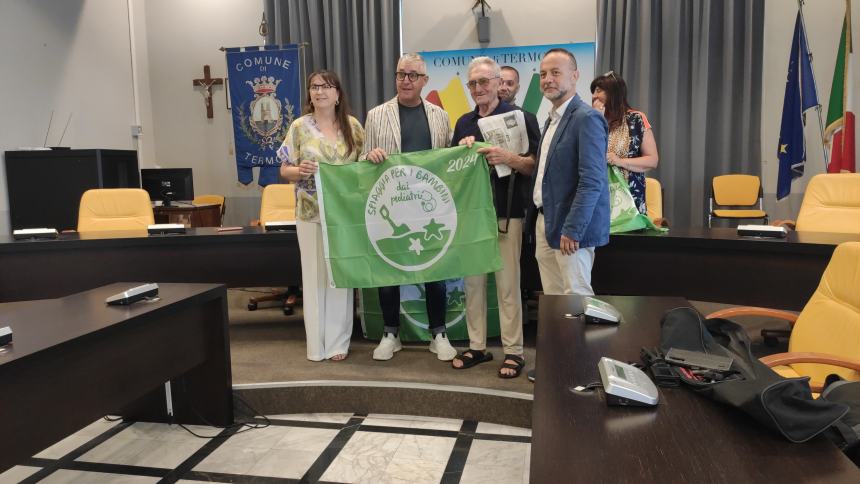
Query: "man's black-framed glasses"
395 71 426 82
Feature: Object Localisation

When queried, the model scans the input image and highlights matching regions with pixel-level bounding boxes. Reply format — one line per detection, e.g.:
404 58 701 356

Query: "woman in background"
278 70 364 361
590 71 659 215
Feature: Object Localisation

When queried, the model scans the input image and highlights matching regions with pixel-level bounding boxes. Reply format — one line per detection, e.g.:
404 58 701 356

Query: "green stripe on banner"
522 72 543 114
360 276 500 342
317 144 502 288
826 16 848 128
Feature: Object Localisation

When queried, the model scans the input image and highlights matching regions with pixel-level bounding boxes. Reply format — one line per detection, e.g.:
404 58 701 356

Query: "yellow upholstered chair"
193 194 226 225
708 174 767 227
249 184 300 315
774 173 860 234
258 184 296 224
645 177 668 227
707 242 860 393
77 188 154 233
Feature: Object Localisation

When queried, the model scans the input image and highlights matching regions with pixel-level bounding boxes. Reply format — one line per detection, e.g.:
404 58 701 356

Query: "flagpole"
797 0 831 171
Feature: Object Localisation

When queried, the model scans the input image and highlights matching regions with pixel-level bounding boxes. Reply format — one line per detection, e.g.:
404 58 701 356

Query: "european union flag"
777 13 819 200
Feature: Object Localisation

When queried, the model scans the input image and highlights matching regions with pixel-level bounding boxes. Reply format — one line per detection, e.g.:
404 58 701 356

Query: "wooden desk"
591 228 860 310
0 282 233 473
0 227 300 302
530 295 860 483
154 203 222 227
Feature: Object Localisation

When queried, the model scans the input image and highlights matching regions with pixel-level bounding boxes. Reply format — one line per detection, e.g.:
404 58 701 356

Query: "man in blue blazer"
531 48 609 296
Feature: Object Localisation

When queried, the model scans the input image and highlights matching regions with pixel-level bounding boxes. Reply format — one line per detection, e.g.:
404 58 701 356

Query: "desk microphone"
13 228 59 240
105 283 159 306
147 224 186 235
0 326 12 346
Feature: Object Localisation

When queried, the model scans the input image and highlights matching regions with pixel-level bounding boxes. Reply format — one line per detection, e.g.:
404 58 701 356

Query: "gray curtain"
265 0 400 123
597 0 764 227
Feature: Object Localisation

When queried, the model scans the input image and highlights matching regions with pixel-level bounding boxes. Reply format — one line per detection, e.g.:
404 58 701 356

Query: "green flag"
608 165 666 234
317 144 502 288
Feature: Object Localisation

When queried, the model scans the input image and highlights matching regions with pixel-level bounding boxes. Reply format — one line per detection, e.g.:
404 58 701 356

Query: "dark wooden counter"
0 227 300 302
591 228 860 310
154 203 222 227
530 295 860 483
0 282 233 472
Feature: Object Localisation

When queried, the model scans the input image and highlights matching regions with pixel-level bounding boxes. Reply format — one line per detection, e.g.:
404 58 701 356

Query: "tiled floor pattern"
2 413 531 483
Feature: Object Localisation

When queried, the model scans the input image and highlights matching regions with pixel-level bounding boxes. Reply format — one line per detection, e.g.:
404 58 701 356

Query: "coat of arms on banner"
226 46 301 186
236 75 295 150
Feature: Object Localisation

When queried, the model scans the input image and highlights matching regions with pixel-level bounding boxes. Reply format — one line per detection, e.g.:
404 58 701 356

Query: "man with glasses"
361 53 456 362
450 57 540 378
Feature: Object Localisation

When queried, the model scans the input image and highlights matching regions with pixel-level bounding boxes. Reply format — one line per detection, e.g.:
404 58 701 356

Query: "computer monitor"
141 168 194 206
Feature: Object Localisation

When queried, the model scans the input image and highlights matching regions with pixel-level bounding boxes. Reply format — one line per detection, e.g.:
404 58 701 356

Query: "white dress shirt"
533 95 574 208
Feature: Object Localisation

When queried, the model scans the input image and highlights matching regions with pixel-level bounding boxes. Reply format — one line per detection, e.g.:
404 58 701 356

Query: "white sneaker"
373 333 402 361
429 333 457 361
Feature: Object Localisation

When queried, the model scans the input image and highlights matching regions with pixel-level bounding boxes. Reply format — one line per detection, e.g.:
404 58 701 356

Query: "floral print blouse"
276 114 365 222
607 110 652 215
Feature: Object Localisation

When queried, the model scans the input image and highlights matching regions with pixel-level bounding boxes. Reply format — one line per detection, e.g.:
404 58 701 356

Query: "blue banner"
226 45 301 187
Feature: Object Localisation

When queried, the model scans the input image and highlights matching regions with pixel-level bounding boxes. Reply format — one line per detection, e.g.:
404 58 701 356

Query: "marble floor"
2 413 531 483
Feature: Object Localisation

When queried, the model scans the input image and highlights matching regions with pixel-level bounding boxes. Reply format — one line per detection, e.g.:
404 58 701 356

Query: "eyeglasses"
395 71 426 82
603 70 618 80
466 76 500 90
310 83 334 92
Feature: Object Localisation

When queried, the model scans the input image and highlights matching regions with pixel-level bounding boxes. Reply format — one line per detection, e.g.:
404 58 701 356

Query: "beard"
541 86 568 102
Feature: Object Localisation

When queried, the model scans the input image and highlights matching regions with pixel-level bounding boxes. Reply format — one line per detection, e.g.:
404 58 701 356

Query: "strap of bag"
499 172 516 234
831 420 860 450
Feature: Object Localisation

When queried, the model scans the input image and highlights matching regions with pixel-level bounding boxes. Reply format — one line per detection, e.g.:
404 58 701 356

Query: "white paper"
477 110 528 178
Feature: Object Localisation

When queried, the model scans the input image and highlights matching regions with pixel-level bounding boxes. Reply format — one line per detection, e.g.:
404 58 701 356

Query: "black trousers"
378 281 447 336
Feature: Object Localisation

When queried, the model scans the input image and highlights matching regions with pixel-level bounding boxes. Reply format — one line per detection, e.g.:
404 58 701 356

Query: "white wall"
140 0 265 226
0 0 137 234
401 0 597 52
761 0 860 220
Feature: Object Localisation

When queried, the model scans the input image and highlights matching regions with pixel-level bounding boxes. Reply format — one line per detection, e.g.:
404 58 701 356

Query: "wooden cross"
192 65 224 118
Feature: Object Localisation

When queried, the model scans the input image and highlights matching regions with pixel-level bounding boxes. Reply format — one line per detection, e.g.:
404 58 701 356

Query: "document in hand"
477 110 528 178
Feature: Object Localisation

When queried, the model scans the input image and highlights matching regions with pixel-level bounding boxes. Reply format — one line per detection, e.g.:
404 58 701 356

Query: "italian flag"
825 2 856 173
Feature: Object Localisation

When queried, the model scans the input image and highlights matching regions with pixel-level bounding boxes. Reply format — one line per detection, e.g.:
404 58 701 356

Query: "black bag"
821 378 860 465
659 307 849 443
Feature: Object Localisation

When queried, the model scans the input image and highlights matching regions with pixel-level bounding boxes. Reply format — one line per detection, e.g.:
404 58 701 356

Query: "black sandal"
499 354 525 379
452 349 493 369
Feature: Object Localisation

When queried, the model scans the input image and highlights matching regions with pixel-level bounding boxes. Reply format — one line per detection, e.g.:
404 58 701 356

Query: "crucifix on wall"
192 65 224 118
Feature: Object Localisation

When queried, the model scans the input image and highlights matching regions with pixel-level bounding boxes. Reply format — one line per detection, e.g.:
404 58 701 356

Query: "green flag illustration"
608 165 666 234
317 144 503 288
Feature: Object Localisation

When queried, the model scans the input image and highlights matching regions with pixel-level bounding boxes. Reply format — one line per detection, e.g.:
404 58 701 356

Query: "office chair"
773 173 860 234
708 174 767 227
248 184 301 316
645 177 669 227
77 188 155 233
707 242 860 393
193 194 226 225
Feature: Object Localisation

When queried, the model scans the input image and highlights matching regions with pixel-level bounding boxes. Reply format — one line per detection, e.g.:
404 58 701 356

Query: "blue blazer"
534 94 610 249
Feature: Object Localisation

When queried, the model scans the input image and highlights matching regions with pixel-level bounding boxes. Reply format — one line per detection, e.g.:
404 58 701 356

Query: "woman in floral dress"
278 70 364 361
590 71 659 215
